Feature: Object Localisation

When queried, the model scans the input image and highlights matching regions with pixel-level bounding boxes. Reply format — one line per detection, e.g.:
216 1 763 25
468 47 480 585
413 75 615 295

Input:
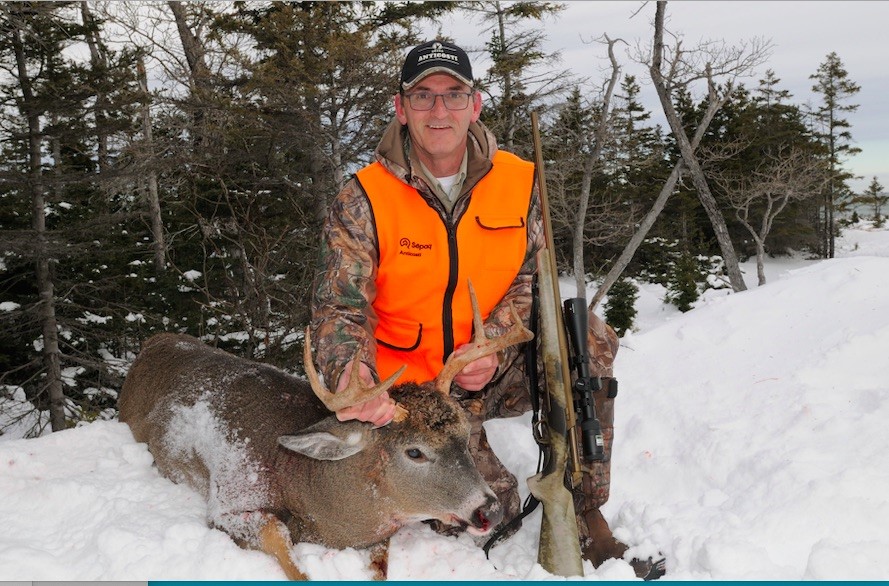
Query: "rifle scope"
563 298 606 462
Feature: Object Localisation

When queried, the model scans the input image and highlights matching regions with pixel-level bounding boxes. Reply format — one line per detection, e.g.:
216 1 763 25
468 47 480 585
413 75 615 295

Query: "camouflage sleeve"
309 178 380 388
587 310 619 378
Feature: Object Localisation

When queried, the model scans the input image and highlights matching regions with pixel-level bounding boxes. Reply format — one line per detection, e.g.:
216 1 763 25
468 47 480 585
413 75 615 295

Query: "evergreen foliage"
603 277 639 337
849 177 887 226
810 52 861 258
467 1 571 155
664 250 701 313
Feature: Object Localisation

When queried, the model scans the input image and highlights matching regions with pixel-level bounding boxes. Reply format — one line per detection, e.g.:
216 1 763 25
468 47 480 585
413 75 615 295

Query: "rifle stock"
526 111 584 577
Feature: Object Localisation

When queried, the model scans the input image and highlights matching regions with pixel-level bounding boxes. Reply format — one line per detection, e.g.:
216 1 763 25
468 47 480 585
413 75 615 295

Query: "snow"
2 222 889 581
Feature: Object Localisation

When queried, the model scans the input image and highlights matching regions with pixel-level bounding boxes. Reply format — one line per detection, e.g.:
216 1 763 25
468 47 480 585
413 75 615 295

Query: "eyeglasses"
403 91 474 111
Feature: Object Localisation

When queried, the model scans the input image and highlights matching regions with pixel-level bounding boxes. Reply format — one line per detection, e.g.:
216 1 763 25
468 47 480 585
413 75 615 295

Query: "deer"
117 282 533 580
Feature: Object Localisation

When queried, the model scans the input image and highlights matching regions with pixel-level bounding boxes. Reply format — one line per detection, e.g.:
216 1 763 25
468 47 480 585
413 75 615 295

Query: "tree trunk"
572 36 620 300
168 0 212 147
306 93 330 224
494 1 517 151
137 56 167 274
650 1 747 293
10 12 66 431
168 1 210 84
755 240 766 287
81 1 110 174
825 109 834 259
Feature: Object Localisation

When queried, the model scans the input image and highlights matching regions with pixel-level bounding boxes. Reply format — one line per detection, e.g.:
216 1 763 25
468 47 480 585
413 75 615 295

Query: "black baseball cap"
400 40 474 91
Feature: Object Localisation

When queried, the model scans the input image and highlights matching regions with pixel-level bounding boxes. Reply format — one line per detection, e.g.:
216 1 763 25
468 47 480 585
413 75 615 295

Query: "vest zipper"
441 188 473 364
441 222 459 363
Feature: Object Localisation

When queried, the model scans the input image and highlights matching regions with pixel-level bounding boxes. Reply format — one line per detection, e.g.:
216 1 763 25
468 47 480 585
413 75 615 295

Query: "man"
309 40 660 579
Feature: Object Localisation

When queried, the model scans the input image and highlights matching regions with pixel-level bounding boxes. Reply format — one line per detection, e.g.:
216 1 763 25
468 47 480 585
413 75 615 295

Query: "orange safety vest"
356 150 534 384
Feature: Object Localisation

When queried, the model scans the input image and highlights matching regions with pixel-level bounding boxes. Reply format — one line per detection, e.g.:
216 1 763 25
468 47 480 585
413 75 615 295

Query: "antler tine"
303 328 409 422
434 280 534 395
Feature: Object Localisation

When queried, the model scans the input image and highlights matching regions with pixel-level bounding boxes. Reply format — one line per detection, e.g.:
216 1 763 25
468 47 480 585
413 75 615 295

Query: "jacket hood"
373 118 498 192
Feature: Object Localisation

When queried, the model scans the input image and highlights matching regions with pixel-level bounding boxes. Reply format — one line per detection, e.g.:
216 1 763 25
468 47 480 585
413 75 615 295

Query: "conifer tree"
610 75 668 217
1 2 142 433
143 2 444 362
665 250 700 313
603 277 638 337
810 52 861 258
749 70 823 253
851 177 887 226
463 1 572 155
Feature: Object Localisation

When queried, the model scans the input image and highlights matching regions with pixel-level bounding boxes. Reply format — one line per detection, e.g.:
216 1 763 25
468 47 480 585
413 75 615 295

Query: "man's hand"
334 359 397 427
452 343 498 391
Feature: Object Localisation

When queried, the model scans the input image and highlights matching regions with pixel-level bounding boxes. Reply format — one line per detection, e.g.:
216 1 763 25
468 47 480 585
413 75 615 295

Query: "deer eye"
405 448 427 461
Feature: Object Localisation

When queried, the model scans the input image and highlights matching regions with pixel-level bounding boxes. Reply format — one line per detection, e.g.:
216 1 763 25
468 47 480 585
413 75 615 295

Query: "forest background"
0 1 882 437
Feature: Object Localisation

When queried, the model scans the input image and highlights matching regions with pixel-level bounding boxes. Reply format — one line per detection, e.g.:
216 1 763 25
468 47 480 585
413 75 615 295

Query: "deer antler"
304 329 409 422
434 281 534 395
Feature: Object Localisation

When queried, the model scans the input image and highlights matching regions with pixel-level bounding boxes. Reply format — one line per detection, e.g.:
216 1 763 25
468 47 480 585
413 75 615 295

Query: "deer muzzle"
461 493 503 536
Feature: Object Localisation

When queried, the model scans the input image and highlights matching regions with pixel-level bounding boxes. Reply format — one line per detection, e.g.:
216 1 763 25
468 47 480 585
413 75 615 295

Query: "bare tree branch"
713 146 829 285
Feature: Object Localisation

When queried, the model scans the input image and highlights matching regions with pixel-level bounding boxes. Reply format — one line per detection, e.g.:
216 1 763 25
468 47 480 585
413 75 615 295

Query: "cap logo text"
418 42 460 65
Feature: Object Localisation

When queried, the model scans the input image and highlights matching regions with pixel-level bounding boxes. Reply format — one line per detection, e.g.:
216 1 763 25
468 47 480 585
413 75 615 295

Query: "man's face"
395 73 482 175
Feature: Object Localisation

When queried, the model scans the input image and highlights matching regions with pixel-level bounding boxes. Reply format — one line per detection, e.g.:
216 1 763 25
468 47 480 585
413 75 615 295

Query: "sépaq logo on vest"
399 237 432 257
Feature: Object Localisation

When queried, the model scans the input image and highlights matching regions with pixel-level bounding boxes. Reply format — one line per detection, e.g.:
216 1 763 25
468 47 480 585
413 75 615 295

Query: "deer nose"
468 493 503 535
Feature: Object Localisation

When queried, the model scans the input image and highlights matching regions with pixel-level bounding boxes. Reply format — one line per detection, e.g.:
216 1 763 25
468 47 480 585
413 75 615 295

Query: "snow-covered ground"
2 222 888 581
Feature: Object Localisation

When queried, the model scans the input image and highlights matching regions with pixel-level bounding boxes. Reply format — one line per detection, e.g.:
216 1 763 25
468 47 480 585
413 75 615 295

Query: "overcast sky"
431 1 888 194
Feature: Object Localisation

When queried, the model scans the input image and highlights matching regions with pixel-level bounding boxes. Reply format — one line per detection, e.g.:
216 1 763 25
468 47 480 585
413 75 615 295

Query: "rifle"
526 112 607 577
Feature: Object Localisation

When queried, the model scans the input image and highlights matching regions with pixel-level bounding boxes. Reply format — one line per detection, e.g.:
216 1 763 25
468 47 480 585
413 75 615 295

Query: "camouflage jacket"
309 118 544 388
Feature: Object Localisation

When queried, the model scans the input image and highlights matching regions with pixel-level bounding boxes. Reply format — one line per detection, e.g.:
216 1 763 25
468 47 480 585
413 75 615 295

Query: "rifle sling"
482 275 546 557
482 493 541 557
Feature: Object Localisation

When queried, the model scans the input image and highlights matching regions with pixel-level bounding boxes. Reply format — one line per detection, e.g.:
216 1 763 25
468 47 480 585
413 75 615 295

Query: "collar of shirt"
414 151 468 213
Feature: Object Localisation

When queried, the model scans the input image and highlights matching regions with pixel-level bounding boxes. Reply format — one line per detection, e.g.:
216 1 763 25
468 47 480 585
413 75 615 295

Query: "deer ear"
278 420 368 461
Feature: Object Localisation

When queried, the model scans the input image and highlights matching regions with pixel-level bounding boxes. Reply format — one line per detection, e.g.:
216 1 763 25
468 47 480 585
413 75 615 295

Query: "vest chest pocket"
474 215 527 271
375 314 423 352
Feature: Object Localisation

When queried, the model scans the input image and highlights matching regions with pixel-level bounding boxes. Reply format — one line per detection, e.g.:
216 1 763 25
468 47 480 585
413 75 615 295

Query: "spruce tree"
1 2 143 433
810 52 861 258
851 177 887 226
464 1 572 156
665 251 700 313
155 2 442 364
603 277 639 337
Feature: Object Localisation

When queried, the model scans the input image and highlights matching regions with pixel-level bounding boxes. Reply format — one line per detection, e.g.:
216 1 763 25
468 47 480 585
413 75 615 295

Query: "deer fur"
118 333 504 579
